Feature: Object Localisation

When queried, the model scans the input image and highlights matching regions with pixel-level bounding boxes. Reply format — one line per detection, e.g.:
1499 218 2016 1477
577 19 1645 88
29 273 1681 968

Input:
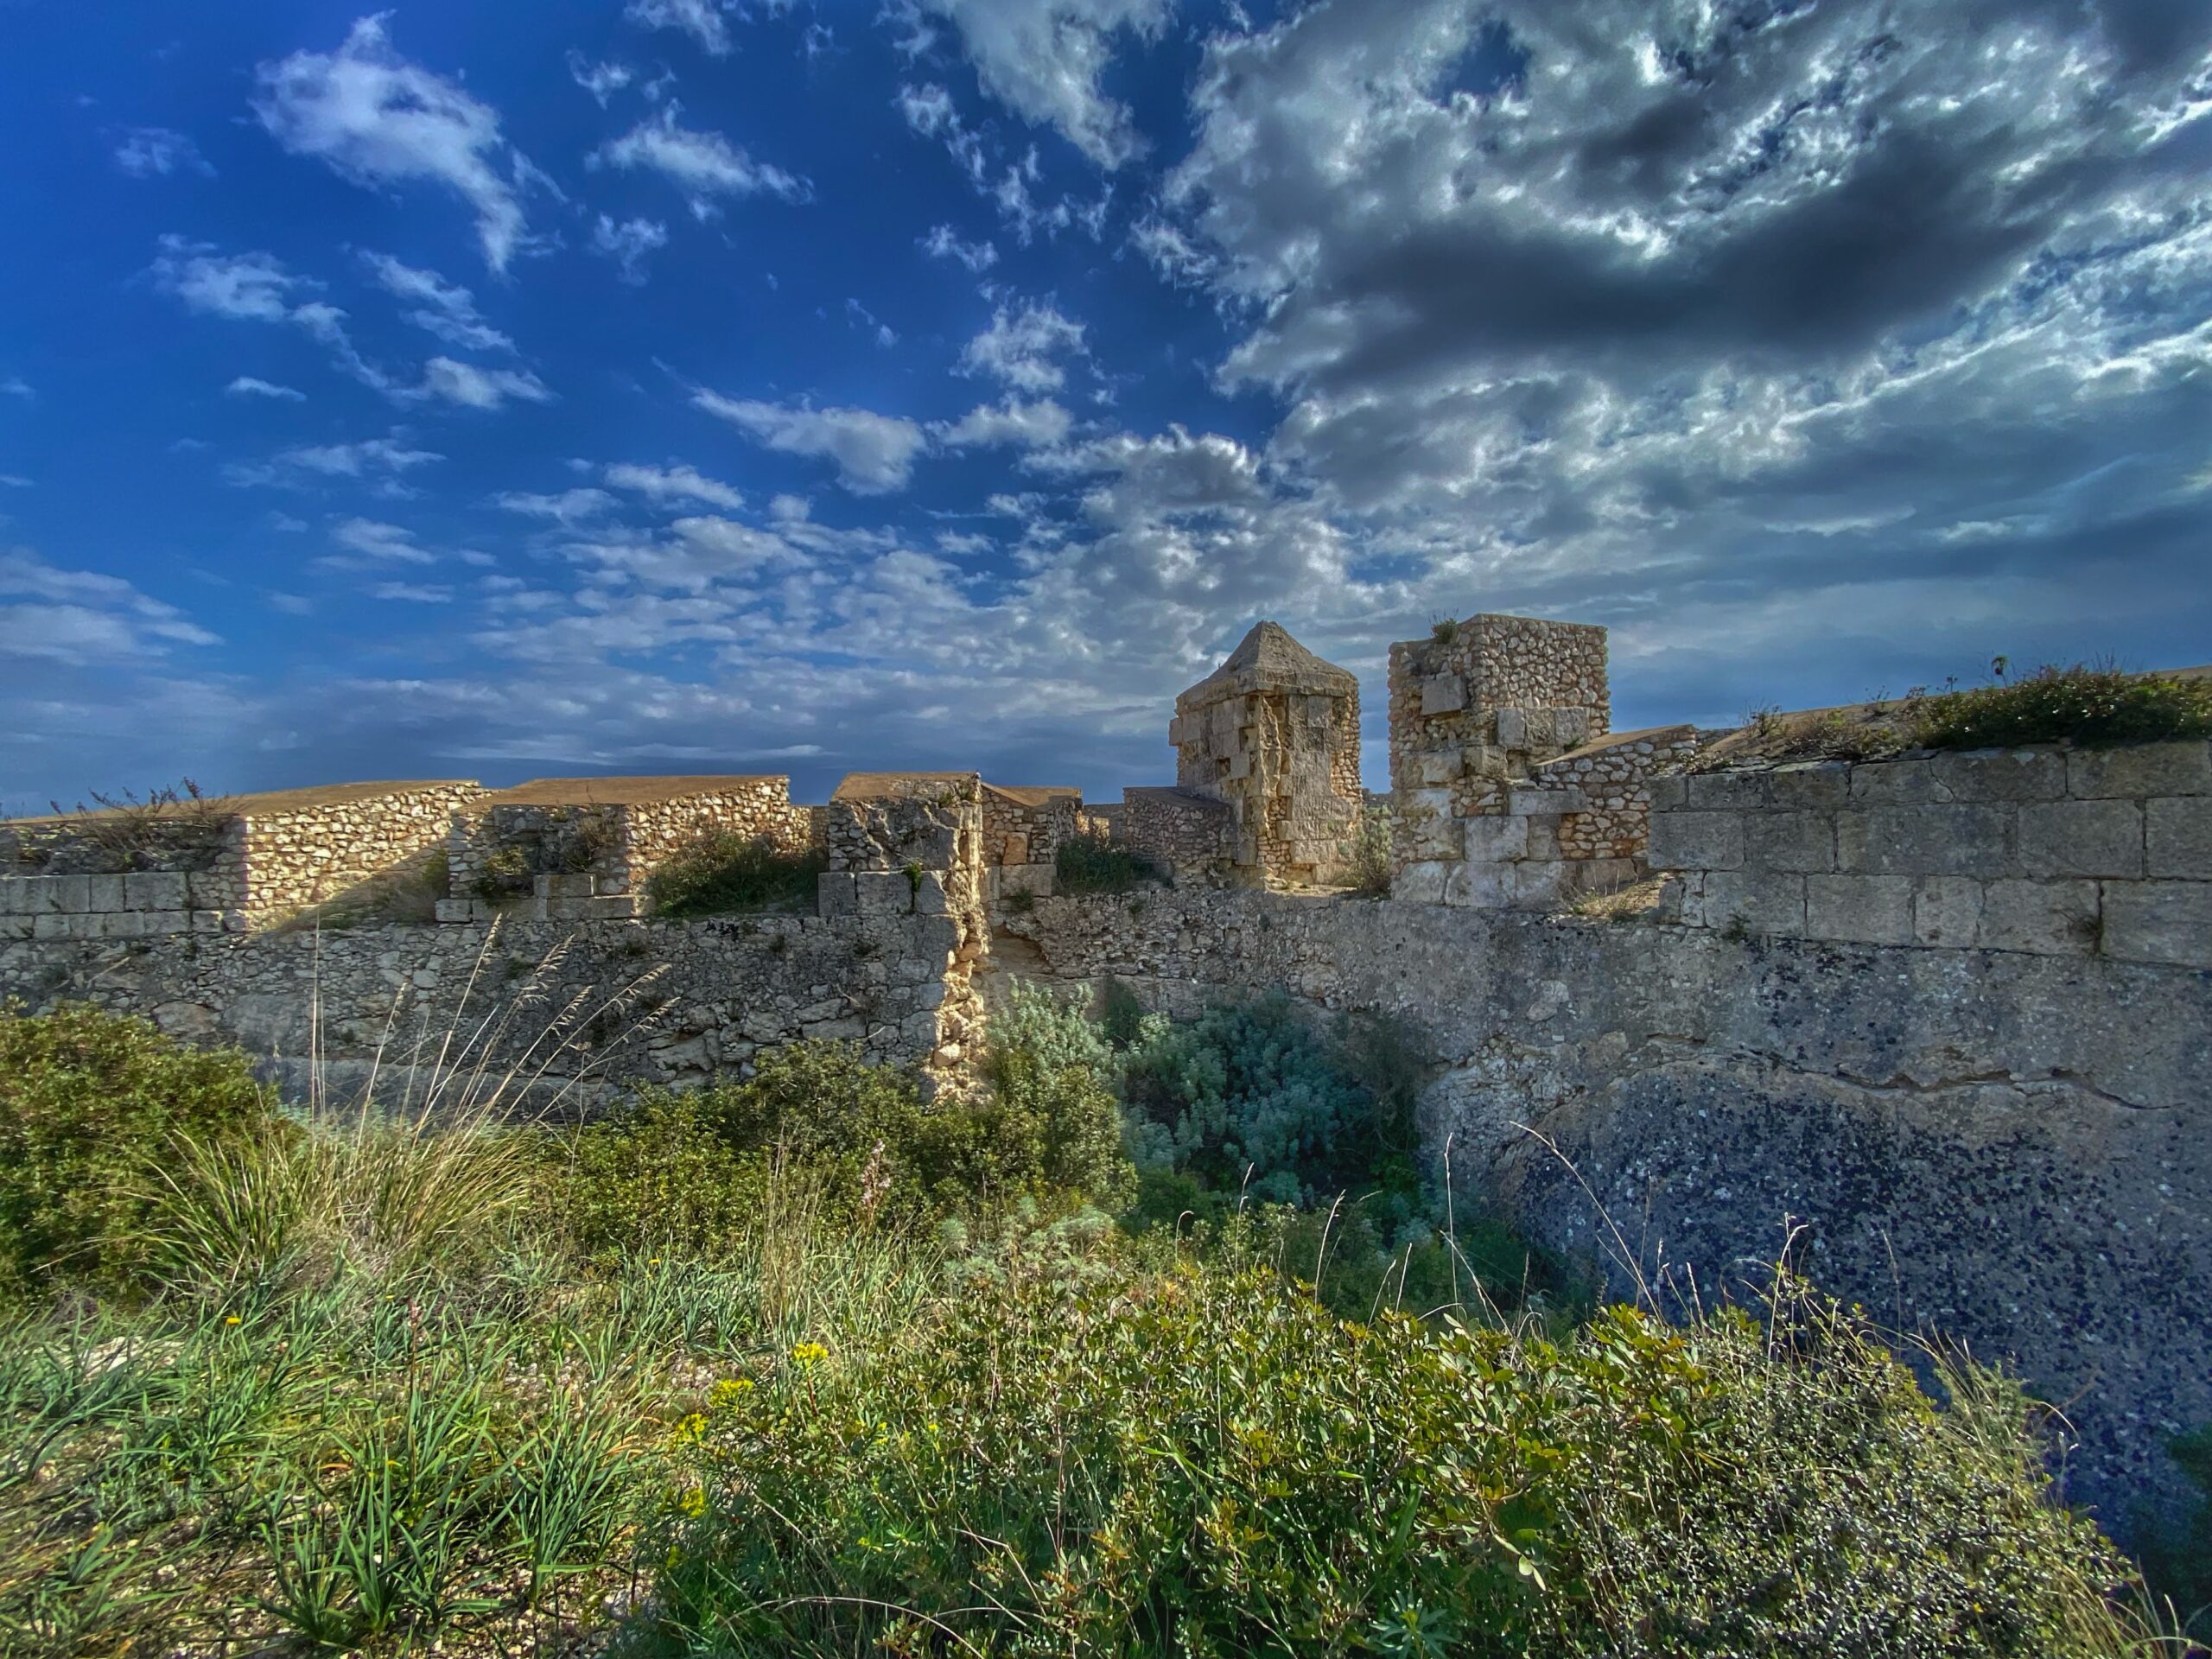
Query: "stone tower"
1169 621 1363 886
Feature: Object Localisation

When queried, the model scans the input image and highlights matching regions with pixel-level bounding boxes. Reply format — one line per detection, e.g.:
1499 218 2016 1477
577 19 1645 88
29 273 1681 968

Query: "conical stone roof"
1176 621 1357 711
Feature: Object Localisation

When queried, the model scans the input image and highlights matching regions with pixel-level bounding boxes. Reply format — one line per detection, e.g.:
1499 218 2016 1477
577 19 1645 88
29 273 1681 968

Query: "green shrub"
1118 993 1385 1204
1055 830 1158 895
644 832 826 918
541 1091 769 1265
650 1263 2143 1659
1910 664 2212 750
981 982 1135 1211
0 1004 280 1297
469 843 531 907
2139 1423 2212 1641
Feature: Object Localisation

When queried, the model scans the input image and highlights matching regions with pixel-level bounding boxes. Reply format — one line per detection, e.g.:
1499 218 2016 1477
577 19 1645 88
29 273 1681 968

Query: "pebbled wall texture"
995 886 2210 1544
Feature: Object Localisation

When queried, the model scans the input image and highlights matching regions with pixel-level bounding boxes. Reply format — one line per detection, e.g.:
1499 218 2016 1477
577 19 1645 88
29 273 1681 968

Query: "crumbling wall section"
821 774 988 1069
1118 786 1234 886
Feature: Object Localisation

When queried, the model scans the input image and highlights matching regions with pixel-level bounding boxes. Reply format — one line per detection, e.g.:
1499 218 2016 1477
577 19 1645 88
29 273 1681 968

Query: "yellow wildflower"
673 1485 707 1518
791 1340 829 1366
709 1376 754 1407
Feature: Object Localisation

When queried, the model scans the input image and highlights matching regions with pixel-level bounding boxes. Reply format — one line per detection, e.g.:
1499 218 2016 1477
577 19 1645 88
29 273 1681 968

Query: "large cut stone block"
1978 880 2100 956
1911 876 1984 948
123 871 188 910
1443 860 1513 908
1764 762 1852 810
1644 774 1689 811
1694 870 1808 936
2018 798 2142 879
1834 804 2015 877
86 874 126 912
1419 675 1466 715
1745 810 1835 873
1646 809 1745 873
1927 749 2065 803
816 872 858 918
1392 861 1453 904
2102 880 2212 968
1802 874 1912 944
2147 796 2212 880
1688 771 1770 810
1462 815 1530 864
2069 741 2212 800
1847 756 1948 805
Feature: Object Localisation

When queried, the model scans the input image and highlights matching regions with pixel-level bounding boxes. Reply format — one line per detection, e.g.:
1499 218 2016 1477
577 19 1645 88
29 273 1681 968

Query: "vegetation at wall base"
1055 830 1160 895
0 1001 2185 1657
644 831 827 917
1908 663 2212 750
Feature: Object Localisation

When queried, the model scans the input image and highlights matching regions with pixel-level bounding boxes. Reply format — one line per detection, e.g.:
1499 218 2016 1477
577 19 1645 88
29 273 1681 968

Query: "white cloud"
901 0 1169 168
113 127 214 178
959 300 1087 391
567 52 635 106
401 358 552 410
603 461 745 510
330 518 436 563
150 238 385 389
0 549 219 664
936 397 1072 448
253 16 536 271
226 376 305 401
369 581 454 603
359 253 512 353
626 0 733 56
591 214 669 283
693 392 927 493
492 488 614 524
591 105 809 217
897 84 1072 244
3 378 35 401
920 223 998 271
229 435 443 486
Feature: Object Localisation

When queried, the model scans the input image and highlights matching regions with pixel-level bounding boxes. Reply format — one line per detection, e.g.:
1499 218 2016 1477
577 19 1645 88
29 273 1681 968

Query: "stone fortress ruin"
2 608 2209 1539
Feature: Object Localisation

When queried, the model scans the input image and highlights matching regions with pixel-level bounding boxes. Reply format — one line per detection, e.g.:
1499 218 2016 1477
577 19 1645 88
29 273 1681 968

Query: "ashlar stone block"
1834 804 2015 878
2145 797 2211 880
1803 874 1913 945
1979 880 2100 956
1694 870 1808 937
1745 810 1835 873
2069 741 2212 800
2102 880 2212 968
1646 809 1745 873
1419 675 1465 715
2018 798 2142 880
1911 876 1984 948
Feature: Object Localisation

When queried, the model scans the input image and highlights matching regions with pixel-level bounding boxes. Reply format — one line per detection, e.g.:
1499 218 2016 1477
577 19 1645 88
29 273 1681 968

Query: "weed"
1909 661 2212 750
1003 887 1037 914
1348 799 1394 896
1429 614 1460 645
1055 832 1158 896
645 832 826 918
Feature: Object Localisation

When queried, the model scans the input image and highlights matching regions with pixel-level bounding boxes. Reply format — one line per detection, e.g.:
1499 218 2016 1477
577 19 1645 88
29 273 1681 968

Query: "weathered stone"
1688 771 1769 810
1764 761 1853 810
86 874 126 912
1927 748 2066 803
1420 675 1466 715
2145 796 2212 880
1461 816 1530 863
1646 810 1745 873
1392 861 1452 904
2101 880 2212 969
2018 798 2142 879
124 871 189 910
1803 874 1913 944
1745 810 1835 873
1911 876 1984 948
2069 741 2212 800
1834 804 2016 878
1979 879 2101 956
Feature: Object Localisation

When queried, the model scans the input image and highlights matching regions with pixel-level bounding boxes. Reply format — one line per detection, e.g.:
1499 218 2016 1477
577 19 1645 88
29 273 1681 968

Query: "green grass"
1910 664 2212 750
644 831 828 918
0 1004 2188 1658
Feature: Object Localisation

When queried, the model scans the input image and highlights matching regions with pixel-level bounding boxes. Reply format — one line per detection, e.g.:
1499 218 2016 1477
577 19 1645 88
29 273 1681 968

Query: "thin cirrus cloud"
113 126 215 178
359 253 512 353
225 376 306 402
588 105 810 219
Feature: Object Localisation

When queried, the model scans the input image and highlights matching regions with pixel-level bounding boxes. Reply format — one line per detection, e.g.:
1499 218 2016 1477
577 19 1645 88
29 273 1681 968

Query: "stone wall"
446 778 809 922
1118 786 1234 884
0 906 962 1109
3 782 481 931
996 885 2210 1541
1389 614 1621 901
823 773 989 1069
981 785 1078 901
1649 741 2212 966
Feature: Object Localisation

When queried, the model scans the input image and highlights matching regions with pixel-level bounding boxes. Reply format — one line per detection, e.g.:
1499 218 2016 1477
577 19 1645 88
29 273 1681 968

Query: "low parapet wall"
1650 740 2211 966
996 886 2210 1541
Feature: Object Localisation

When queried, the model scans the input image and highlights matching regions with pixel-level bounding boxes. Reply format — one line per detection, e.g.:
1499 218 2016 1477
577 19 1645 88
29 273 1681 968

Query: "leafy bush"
469 842 531 907
1118 994 1395 1204
644 831 826 918
0 1003 280 1296
1910 664 2212 750
1055 830 1158 895
651 1263 2143 1659
980 982 1135 1211
2139 1423 2212 1641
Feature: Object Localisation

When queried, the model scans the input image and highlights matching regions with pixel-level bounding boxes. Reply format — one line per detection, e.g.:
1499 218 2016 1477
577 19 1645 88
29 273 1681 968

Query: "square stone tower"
1169 621 1363 886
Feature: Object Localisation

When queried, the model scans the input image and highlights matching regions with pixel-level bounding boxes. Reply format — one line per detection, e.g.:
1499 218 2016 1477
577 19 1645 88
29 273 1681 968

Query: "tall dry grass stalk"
144 920 674 1293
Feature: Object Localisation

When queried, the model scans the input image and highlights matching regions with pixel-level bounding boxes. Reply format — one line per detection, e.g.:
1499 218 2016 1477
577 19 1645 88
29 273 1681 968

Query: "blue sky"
2 0 2208 811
